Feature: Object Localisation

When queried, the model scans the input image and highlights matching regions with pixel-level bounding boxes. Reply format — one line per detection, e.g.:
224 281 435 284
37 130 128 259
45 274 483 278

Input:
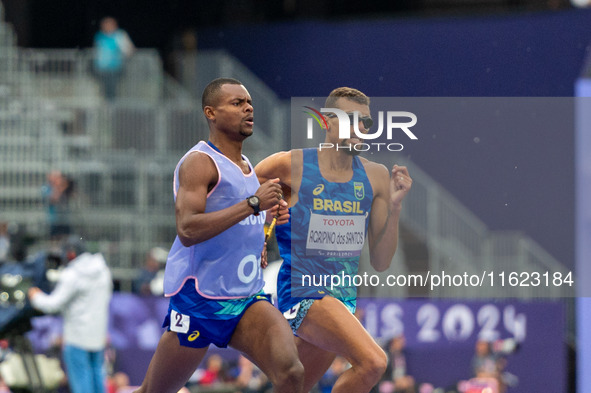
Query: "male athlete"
135 78 303 393
255 87 412 393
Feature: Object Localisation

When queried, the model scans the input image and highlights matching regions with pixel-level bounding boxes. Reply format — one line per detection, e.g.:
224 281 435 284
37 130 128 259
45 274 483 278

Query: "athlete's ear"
322 114 330 130
204 106 215 121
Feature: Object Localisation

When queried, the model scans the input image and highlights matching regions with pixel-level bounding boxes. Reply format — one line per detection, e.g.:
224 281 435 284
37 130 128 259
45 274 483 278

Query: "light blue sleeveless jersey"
275 148 373 314
163 141 266 299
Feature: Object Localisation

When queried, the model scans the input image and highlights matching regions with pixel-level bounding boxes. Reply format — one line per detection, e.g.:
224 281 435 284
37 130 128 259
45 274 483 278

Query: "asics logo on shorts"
188 330 200 342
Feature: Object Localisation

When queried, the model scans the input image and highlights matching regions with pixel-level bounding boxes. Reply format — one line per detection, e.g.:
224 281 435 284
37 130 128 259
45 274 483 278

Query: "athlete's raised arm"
176 151 283 247
366 163 412 272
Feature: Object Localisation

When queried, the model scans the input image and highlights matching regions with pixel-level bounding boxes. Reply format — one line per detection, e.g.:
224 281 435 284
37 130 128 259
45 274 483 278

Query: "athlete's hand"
390 165 412 208
256 178 284 211
261 242 268 269
266 199 290 226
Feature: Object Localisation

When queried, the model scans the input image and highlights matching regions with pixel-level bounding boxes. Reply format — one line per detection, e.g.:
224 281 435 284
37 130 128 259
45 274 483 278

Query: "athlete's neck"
317 148 354 182
208 137 247 170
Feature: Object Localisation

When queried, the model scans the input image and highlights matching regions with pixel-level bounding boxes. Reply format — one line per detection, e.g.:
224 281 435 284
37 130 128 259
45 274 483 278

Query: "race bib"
283 303 301 320
170 310 190 334
305 213 366 257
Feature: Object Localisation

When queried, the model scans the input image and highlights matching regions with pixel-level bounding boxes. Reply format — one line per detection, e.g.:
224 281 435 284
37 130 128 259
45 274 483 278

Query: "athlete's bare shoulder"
290 149 303 169
178 150 218 190
255 149 303 183
181 150 217 173
358 157 389 180
358 157 390 198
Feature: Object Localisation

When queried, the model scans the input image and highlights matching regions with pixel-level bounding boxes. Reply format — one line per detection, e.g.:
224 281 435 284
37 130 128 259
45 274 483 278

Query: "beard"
239 127 253 138
338 139 362 156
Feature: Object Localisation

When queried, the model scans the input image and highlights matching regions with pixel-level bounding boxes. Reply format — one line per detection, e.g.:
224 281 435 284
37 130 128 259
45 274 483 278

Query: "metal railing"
0 97 275 275
13 48 164 106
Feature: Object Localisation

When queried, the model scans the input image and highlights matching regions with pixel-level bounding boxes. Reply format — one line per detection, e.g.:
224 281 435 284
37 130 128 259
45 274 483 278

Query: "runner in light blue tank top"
161 140 272 349
164 140 266 299
136 78 302 393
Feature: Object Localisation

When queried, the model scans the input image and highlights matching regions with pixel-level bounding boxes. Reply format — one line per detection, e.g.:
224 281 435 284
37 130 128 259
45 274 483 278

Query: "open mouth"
244 116 254 127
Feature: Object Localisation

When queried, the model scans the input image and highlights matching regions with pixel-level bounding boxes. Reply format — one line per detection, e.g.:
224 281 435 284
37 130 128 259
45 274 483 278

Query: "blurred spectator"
41 170 74 241
5 223 35 263
0 340 11 392
167 28 198 96
27 236 113 393
0 221 9 262
132 247 168 296
471 340 499 380
317 356 349 393
234 354 272 393
107 371 131 393
470 339 519 393
198 354 225 386
0 372 10 393
458 378 499 393
379 334 416 393
93 16 135 101
106 371 190 393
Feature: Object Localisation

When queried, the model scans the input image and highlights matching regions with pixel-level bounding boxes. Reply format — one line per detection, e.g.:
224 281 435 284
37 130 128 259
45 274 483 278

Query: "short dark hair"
325 87 370 108
202 78 243 110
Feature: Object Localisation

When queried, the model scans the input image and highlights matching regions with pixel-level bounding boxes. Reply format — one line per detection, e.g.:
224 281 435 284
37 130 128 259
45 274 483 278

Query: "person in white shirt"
28 236 113 393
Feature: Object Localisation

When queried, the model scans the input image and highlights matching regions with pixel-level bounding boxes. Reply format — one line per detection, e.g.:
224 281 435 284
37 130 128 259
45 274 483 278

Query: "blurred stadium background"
1 0 590 392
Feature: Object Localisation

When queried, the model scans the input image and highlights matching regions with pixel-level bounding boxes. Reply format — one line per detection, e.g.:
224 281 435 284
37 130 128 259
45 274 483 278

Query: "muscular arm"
176 152 281 247
366 163 412 272
254 150 302 207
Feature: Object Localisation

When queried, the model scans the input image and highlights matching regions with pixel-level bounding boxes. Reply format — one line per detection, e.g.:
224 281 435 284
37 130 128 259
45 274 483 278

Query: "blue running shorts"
163 278 271 348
